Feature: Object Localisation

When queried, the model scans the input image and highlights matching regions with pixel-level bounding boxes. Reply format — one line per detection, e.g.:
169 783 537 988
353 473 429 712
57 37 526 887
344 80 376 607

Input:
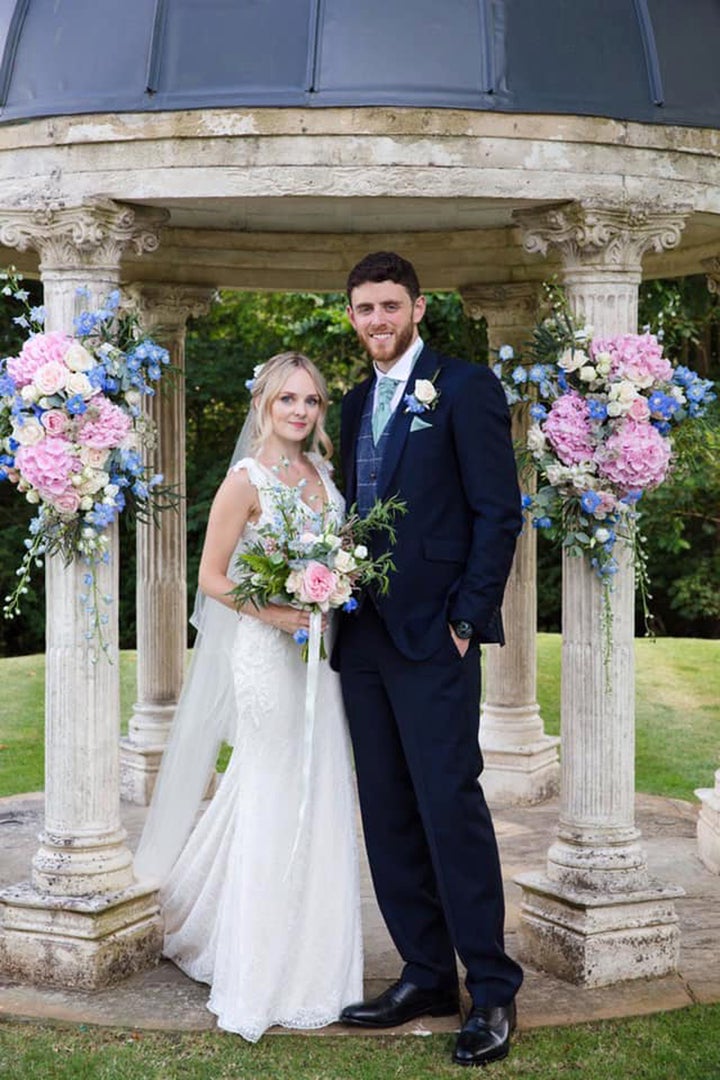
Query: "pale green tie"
372 376 398 445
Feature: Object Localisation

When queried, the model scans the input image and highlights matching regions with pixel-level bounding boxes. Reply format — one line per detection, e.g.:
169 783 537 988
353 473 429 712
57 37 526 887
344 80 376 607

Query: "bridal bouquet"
493 287 715 656
0 269 177 654
231 487 405 659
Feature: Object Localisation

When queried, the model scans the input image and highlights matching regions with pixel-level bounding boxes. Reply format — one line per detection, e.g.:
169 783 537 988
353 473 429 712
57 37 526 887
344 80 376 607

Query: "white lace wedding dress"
158 455 363 1042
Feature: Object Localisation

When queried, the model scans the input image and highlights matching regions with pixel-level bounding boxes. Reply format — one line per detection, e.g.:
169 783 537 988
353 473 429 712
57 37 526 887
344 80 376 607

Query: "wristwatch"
451 619 475 640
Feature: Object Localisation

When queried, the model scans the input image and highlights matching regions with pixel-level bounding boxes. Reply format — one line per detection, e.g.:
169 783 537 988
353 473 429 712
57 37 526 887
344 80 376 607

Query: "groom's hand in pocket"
449 625 470 658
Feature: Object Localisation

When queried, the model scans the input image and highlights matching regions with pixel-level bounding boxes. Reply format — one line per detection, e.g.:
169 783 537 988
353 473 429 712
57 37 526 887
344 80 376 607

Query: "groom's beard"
358 319 417 369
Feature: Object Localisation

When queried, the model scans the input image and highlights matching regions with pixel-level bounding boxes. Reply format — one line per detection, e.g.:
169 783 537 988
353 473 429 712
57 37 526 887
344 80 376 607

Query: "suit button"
370 471 377 480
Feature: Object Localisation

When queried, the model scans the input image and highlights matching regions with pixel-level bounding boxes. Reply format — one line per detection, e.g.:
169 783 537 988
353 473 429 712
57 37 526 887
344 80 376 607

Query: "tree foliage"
0 278 715 656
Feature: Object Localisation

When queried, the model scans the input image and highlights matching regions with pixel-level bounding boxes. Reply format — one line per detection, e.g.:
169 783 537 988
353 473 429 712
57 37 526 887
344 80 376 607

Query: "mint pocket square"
410 416 432 432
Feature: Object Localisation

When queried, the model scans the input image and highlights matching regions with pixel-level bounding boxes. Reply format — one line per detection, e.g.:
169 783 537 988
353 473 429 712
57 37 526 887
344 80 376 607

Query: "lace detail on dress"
158 454 362 1042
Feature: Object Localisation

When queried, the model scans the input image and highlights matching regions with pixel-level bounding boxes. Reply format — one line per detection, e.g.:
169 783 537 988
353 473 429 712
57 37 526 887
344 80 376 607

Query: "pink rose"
41 409 70 435
627 396 650 422
6 332 72 388
77 396 132 449
297 561 337 608
33 360 68 396
49 490 81 515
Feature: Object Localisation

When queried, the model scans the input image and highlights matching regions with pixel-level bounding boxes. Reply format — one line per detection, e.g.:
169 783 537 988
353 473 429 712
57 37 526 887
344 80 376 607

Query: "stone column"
513 200 688 986
119 285 213 805
0 199 168 988
460 283 559 805
695 256 720 873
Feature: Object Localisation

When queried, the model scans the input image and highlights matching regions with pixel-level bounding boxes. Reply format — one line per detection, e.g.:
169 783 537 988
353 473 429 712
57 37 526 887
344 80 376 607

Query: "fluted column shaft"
0 201 167 989
120 285 213 804
695 257 720 874
461 283 559 805
512 200 688 986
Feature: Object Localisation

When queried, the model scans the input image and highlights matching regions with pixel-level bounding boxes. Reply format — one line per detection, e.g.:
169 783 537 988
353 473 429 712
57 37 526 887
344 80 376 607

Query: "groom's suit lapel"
377 346 440 502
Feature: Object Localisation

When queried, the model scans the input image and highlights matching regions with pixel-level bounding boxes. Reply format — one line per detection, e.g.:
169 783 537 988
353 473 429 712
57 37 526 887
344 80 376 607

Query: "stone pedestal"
696 769 720 875
513 200 688 985
0 200 167 988
120 285 213 805
461 283 559 805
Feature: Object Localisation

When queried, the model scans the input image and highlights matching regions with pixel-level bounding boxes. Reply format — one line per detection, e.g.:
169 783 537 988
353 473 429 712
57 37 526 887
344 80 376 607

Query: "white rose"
606 401 624 418
104 483 119 498
578 365 597 383
594 351 612 377
25 489 40 503
353 544 368 560
77 468 108 495
527 425 547 453
413 379 437 405
595 528 610 544
64 342 96 372
334 549 357 574
120 431 141 452
79 446 109 469
124 389 142 410
20 383 40 404
79 495 93 510
285 568 304 596
34 360 68 396
546 464 571 486
12 416 44 446
66 372 93 399
557 348 588 373
322 533 342 550
329 575 353 607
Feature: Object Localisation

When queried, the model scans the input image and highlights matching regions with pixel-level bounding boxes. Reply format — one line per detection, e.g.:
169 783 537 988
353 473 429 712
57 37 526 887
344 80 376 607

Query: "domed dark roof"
0 0 718 129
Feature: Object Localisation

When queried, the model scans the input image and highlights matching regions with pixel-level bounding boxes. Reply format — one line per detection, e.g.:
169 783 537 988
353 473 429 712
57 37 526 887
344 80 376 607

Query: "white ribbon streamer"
285 608 322 875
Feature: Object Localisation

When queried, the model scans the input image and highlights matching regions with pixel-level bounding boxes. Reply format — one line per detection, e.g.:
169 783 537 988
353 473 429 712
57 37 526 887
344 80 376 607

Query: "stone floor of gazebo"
1 790 718 1034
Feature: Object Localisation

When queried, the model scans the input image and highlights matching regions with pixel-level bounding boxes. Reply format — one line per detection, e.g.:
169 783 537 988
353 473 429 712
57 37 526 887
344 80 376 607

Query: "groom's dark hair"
346 251 421 304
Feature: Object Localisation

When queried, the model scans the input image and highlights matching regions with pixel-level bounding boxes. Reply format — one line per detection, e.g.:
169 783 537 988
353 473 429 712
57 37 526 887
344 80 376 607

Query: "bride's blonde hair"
250 352 333 459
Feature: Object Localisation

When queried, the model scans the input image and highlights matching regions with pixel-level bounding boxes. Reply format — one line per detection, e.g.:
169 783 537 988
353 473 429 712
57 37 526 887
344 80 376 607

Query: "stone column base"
481 735 560 807
119 738 165 805
696 783 720 874
515 872 684 987
0 881 163 990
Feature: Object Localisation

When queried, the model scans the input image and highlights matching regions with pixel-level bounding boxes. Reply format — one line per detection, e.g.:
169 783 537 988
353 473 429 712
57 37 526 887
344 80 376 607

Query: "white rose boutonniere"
404 369 441 415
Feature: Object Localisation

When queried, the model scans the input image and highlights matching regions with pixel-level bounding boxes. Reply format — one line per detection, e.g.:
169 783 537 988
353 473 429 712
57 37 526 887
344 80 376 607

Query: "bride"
134 352 363 1042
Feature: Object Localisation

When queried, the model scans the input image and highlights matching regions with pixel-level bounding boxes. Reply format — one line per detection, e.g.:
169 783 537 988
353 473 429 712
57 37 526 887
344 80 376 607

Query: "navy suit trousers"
339 602 523 1007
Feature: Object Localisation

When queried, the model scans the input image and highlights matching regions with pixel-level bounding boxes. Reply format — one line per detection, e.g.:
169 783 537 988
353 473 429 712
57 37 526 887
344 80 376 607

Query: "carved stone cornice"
125 283 215 336
702 255 720 296
460 282 541 323
0 198 169 270
513 200 691 273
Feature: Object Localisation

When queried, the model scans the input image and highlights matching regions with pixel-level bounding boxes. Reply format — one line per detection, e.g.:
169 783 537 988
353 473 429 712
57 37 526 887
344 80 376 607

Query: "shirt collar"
373 336 424 384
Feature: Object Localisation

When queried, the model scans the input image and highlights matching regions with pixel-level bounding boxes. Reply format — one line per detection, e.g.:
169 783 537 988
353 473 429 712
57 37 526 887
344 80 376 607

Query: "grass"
3 636 716 801
1 1005 719 1079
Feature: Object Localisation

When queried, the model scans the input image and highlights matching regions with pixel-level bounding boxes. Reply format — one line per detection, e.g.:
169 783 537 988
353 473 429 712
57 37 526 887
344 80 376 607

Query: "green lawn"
1 1005 719 1079
2 636 717 800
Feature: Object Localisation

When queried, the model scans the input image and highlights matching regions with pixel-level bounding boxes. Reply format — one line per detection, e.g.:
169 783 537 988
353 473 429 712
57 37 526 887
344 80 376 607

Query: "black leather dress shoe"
340 980 459 1028
452 1001 516 1067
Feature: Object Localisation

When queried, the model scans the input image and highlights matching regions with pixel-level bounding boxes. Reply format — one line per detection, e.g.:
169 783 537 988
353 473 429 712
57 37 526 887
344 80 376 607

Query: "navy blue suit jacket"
339 346 522 661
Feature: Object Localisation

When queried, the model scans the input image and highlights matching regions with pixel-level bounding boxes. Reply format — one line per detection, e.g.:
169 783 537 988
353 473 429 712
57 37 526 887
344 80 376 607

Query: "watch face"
453 620 474 639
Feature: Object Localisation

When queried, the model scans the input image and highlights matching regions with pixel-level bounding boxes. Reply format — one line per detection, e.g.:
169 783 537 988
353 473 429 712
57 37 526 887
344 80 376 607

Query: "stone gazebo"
0 1 718 990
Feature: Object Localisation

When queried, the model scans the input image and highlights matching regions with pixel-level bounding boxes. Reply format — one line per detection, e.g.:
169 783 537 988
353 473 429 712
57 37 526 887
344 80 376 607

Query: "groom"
334 252 524 1067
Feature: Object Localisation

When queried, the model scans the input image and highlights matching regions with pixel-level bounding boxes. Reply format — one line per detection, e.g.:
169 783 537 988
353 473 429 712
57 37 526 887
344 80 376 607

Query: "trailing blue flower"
293 628 309 645
529 403 548 422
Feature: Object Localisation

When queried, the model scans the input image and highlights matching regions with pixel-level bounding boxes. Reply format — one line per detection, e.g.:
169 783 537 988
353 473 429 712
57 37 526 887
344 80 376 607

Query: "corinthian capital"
702 255 720 296
514 200 690 273
0 198 169 271
125 283 215 337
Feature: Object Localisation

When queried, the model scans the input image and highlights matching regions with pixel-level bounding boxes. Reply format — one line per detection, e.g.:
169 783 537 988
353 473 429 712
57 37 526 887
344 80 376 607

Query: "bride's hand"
253 604 328 636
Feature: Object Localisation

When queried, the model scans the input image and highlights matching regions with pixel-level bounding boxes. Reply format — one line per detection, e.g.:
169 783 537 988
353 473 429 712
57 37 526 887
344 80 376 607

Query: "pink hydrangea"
596 419 672 492
6 332 72 388
591 333 672 388
542 391 594 465
77 396 132 449
15 436 79 498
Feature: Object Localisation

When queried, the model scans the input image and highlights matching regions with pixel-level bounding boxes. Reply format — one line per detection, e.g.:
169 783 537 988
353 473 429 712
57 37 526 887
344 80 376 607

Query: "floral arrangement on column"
493 286 715 659
0 269 177 656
